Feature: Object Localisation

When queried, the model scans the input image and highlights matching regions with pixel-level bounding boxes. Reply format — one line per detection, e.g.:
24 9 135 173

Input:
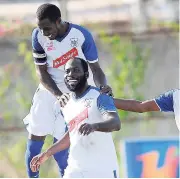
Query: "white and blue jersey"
155 89 180 130
24 23 99 139
55 86 119 177
32 23 98 90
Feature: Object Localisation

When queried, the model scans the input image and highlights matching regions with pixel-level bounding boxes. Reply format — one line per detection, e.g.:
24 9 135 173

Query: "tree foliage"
100 33 149 119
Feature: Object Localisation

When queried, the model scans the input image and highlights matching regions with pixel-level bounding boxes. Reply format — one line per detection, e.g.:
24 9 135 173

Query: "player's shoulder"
154 89 178 112
32 27 40 37
83 86 100 100
32 27 46 47
32 27 44 42
89 86 100 94
88 86 113 103
71 23 92 36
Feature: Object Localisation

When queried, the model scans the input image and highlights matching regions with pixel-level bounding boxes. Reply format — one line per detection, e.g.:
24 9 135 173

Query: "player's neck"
74 84 90 98
57 21 69 37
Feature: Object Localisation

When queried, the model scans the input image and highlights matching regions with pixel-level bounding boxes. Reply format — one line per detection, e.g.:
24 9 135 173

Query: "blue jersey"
155 89 179 130
154 89 177 112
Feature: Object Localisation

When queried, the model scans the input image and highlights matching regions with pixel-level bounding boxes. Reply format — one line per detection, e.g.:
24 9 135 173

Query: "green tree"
100 34 149 119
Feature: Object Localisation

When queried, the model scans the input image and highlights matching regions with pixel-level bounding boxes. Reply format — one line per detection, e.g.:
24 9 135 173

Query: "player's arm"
114 90 175 113
32 28 63 98
45 131 70 157
95 94 121 132
93 110 121 132
81 28 112 94
114 98 160 113
30 132 70 172
79 94 121 135
35 65 62 98
89 62 113 96
89 62 106 88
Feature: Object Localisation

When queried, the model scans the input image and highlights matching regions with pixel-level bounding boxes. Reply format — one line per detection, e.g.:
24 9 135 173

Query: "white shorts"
64 168 119 178
23 84 67 139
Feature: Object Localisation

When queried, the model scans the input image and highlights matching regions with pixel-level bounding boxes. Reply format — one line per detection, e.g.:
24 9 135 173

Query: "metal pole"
57 0 68 21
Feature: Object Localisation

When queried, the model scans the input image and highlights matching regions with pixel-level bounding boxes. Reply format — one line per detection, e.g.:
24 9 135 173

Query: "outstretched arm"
114 90 176 113
114 98 160 113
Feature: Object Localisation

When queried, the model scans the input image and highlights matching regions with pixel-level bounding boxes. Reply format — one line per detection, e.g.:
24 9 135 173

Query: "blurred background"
0 0 179 178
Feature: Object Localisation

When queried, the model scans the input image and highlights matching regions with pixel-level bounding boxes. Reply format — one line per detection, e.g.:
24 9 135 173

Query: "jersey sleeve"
32 28 47 65
97 94 117 116
81 28 98 63
154 90 174 112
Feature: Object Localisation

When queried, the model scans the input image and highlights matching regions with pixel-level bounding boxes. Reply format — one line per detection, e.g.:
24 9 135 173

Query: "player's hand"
58 93 70 107
79 123 98 136
100 85 113 97
30 152 49 172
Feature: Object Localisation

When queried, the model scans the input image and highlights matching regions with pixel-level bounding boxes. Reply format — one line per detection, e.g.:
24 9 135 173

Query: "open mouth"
67 79 79 86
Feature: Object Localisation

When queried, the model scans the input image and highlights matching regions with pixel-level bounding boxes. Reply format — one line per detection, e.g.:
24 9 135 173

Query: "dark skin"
30 58 120 172
114 98 160 113
31 18 112 141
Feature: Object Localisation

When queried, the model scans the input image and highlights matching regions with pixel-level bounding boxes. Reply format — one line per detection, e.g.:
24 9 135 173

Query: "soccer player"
23 3 112 178
30 57 121 178
114 89 179 130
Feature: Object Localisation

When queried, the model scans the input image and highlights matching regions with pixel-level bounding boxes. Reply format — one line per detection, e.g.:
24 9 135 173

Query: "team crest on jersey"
70 38 78 47
84 98 93 108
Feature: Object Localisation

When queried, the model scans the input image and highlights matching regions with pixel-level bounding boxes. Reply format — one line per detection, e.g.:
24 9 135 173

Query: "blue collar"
55 22 72 42
73 85 92 99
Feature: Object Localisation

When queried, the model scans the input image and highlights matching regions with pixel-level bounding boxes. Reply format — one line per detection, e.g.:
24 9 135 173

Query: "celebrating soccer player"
30 57 121 178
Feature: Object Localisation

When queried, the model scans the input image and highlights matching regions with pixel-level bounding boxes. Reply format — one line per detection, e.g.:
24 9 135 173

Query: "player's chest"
63 98 98 132
43 37 84 68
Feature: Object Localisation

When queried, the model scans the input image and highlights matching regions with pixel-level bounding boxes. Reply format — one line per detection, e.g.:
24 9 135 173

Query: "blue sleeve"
75 26 98 62
32 28 47 65
82 29 98 62
97 94 117 115
155 90 174 112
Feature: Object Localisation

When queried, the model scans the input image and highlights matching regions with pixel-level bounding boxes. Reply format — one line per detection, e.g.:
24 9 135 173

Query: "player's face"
37 18 59 40
64 60 87 92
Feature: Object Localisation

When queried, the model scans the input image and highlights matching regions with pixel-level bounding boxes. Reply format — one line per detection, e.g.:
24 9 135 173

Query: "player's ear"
85 72 89 79
56 18 61 25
